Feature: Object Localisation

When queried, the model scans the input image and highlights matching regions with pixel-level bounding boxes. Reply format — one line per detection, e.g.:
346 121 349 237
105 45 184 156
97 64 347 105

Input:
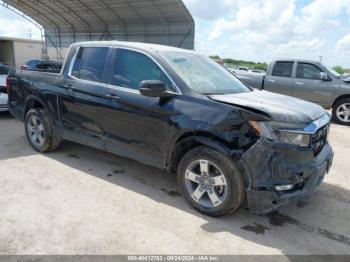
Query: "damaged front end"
239 113 334 214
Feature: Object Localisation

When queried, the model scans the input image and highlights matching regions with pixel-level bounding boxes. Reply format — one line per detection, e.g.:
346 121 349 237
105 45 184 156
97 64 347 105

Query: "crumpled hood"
209 90 326 123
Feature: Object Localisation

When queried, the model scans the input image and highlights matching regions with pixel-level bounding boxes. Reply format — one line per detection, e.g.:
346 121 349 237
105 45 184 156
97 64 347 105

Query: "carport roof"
2 0 195 50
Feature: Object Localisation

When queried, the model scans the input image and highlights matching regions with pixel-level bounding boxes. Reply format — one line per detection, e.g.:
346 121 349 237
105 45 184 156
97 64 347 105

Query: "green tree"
332 66 345 74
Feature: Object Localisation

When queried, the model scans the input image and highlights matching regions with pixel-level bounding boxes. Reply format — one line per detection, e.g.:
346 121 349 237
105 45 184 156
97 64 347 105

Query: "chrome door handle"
267 79 276 83
295 82 304 86
106 94 120 101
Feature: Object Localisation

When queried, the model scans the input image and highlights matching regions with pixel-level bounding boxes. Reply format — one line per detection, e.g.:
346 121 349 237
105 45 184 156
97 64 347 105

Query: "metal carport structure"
1 0 195 60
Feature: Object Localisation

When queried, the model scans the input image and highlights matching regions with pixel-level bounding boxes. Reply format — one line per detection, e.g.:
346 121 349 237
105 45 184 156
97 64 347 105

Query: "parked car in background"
250 69 266 75
0 64 8 87
7 41 333 216
20 60 62 73
237 66 249 71
236 60 350 125
229 66 250 75
230 68 265 76
0 63 9 112
341 74 350 80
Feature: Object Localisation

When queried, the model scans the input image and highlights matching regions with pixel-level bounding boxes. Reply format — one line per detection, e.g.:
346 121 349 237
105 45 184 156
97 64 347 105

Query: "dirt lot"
0 111 349 255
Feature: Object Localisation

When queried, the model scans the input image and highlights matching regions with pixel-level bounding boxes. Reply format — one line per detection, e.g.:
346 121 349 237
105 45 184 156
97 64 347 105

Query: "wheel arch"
332 94 350 108
24 96 48 118
167 131 242 172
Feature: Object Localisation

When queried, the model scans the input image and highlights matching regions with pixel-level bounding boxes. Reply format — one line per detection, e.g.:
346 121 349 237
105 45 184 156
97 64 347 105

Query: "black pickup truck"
7 41 334 216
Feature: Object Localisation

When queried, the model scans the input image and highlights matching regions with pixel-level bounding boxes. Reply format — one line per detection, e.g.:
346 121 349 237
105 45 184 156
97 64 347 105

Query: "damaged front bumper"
239 138 334 214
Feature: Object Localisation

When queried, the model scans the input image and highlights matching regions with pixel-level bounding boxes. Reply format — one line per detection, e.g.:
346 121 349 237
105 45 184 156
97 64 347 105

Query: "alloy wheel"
184 159 228 208
27 115 45 147
336 103 350 123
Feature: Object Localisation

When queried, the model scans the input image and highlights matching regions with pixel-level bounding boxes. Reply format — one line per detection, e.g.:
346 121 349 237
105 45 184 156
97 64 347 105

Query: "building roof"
2 0 195 52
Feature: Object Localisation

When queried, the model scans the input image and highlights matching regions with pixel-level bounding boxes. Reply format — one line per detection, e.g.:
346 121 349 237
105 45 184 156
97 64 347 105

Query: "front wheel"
332 98 350 125
178 146 246 217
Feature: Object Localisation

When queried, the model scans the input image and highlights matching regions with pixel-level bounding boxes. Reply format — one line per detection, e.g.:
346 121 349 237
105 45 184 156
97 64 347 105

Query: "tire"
178 146 246 217
332 98 350 125
25 108 62 152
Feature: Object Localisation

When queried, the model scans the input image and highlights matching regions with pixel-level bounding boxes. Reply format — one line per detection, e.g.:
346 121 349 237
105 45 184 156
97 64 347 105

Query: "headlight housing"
278 131 310 147
249 121 311 147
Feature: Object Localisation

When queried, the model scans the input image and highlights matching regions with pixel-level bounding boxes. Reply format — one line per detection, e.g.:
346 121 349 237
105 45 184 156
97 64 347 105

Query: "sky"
0 0 350 67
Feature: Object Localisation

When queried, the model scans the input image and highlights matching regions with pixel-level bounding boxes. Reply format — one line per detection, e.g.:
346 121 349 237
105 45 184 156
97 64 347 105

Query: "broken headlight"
249 121 278 140
249 121 310 147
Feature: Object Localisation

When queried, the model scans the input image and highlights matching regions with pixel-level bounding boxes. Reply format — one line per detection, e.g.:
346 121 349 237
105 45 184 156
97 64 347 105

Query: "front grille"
0 104 7 109
311 124 329 155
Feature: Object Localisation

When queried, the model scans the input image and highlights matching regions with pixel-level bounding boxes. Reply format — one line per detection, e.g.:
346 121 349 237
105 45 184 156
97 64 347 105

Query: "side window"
109 49 172 90
38 63 59 70
36 64 44 70
296 63 322 80
272 62 294 77
71 47 109 83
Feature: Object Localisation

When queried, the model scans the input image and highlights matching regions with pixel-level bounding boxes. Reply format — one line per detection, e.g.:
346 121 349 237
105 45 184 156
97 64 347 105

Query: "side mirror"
320 72 329 81
139 80 177 98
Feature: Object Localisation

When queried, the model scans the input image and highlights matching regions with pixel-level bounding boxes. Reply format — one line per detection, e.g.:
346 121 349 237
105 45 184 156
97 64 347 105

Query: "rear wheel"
332 98 350 125
178 146 246 217
25 108 62 152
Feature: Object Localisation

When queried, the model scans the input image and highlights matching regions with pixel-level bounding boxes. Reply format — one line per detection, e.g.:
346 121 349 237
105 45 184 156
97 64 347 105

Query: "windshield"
327 67 341 78
159 51 250 95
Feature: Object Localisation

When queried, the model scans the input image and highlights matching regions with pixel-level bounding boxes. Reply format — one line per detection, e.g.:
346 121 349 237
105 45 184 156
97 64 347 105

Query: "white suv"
0 64 9 112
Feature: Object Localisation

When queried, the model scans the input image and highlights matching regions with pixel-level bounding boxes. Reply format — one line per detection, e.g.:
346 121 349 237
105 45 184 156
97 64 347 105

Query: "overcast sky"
0 0 349 67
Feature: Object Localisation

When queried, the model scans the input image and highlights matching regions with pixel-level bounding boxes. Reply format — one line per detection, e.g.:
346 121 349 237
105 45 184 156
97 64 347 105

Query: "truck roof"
70 41 195 54
273 59 322 65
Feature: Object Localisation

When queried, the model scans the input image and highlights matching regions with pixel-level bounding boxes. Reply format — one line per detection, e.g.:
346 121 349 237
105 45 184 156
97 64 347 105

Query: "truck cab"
264 60 337 108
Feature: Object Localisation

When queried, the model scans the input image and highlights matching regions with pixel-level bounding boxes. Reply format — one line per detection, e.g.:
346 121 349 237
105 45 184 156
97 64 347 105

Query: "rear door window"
71 47 109 83
108 49 172 90
272 62 294 77
296 63 322 80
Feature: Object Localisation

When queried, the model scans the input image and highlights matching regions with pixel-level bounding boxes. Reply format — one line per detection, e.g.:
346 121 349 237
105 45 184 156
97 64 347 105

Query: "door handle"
59 84 73 90
106 94 120 101
267 79 276 83
295 82 304 86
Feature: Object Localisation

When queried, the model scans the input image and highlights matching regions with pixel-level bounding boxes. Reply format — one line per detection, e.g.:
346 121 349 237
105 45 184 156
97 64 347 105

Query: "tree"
332 66 345 74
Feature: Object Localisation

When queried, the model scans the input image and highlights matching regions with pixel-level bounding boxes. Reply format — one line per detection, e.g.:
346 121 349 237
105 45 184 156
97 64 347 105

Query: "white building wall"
0 41 14 65
13 40 42 67
1 37 68 67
